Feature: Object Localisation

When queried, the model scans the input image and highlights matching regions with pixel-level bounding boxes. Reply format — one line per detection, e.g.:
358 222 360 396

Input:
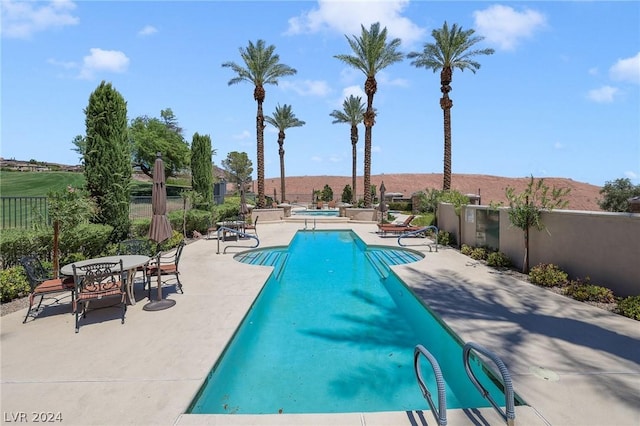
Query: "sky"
1 0 639 188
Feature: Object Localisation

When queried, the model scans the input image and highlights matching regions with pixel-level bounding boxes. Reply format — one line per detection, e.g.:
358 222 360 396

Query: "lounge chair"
377 215 415 230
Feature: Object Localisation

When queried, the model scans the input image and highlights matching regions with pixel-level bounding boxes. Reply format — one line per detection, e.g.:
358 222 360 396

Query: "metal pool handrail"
398 226 438 252
463 342 516 426
414 345 448 426
216 226 260 254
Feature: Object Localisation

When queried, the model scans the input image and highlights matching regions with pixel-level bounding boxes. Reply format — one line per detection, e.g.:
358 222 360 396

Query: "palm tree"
222 40 297 208
335 22 403 207
329 95 366 204
264 104 305 203
408 21 494 191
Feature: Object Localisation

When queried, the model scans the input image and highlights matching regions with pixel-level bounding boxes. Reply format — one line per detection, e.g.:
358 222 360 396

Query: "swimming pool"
188 230 513 414
292 209 339 216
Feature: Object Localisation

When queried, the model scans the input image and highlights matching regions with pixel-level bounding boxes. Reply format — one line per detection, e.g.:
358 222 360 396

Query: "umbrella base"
143 299 176 311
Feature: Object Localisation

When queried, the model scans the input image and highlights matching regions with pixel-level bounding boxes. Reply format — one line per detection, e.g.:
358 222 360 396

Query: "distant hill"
263 173 603 211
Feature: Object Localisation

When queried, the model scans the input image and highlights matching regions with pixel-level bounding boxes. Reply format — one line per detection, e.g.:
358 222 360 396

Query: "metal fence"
0 196 187 229
0 196 49 229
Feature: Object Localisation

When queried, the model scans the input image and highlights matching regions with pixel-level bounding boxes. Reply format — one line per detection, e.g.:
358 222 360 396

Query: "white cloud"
1 0 79 39
609 52 640 85
280 80 332 97
553 142 564 150
586 85 619 103
624 171 638 180
311 156 323 162
588 67 599 76
328 155 343 163
333 85 366 108
138 25 158 37
473 5 546 51
79 48 129 80
286 0 425 47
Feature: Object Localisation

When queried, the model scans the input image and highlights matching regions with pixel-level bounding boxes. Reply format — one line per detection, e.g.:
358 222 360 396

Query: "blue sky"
2 0 639 187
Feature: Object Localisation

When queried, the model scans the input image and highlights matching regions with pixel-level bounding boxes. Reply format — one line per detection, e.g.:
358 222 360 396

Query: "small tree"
439 190 469 248
341 185 353 204
598 178 640 212
221 151 253 192
190 133 214 210
505 176 570 273
84 81 131 241
47 186 96 277
321 184 334 202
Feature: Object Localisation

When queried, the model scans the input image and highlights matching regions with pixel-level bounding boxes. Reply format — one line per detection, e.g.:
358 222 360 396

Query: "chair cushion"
76 286 124 301
35 278 74 294
147 264 178 275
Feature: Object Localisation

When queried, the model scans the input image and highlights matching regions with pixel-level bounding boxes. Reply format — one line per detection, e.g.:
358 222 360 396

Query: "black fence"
0 196 186 229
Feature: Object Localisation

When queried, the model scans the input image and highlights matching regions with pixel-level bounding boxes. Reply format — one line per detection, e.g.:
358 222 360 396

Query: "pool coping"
1 220 639 426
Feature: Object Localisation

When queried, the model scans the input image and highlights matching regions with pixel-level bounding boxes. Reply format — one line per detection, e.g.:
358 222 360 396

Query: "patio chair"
145 240 186 299
377 215 416 231
72 260 126 333
117 238 153 291
244 216 258 237
19 255 75 323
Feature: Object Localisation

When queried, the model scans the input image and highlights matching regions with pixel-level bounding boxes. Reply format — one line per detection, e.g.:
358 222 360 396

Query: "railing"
414 345 448 426
0 196 48 229
463 342 516 426
0 196 187 229
216 226 259 254
398 226 438 252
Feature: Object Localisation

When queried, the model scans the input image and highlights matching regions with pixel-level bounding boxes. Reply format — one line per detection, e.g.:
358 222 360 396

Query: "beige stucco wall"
438 204 640 296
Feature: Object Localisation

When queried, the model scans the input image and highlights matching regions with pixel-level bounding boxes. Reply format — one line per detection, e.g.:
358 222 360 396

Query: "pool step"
235 249 289 280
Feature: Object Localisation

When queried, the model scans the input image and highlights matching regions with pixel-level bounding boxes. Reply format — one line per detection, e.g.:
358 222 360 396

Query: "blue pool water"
188 230 510 414
292 209 339 216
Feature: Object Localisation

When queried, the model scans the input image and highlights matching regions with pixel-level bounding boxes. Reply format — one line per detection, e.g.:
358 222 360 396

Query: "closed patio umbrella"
240 186 250 220
144 153 176 311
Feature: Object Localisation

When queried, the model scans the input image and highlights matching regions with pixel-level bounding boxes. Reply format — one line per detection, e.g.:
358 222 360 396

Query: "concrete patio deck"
1 219 639 425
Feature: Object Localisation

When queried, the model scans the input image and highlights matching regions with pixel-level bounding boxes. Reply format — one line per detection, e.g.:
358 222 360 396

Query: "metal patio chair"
19 255 75 323
72 260 126 333
145 240 186 299
117 238 154 291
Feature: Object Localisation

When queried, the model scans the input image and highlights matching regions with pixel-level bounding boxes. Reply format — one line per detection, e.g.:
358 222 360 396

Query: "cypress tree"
84 81 131 241
190 132 213 209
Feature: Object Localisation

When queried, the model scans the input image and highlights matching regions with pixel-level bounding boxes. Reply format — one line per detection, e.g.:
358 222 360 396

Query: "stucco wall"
438 204 640 296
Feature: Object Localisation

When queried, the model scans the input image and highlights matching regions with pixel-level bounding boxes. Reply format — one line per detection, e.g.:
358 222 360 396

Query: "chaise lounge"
377 215 420 235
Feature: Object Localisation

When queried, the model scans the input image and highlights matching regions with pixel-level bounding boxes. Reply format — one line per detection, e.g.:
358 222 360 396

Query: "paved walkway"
1 219 639 425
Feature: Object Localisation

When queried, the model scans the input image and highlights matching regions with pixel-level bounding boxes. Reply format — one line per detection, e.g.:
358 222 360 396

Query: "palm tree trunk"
350 125 358 204
255 88 266 208
440 67 453 191
279 131 286 203
363 76 377 208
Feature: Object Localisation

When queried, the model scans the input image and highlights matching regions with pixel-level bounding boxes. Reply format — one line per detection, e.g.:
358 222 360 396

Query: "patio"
1 220 639 425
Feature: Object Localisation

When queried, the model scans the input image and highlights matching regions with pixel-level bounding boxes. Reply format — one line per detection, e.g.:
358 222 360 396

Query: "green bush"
436 230 452 246
412 214 435 227
529 263 569 287
617 296 640 320
487 251 512 268
0 266 30 302
470 247 488 260
387 201 411 212
563 278 615 303
130 218 151 238
460 244 473 255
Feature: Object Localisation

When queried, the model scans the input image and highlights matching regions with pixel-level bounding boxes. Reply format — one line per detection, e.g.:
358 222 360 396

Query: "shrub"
529 263 568 287
617 296 640 321
487 251 512 268
563 278 615 303
460 244 473 255
470 247 488 260
436 230 452 246
0 266 30 302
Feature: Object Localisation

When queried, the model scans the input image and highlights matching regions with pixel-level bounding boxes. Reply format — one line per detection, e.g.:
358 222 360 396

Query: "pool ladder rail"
398 225 439 252
216 226 260 254
414 341 516 426
303 218 316 230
